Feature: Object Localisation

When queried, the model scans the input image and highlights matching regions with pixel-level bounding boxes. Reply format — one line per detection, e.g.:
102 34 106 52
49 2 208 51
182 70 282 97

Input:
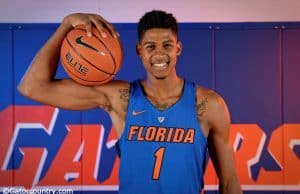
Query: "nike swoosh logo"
75 36 106 56
132 110 146 116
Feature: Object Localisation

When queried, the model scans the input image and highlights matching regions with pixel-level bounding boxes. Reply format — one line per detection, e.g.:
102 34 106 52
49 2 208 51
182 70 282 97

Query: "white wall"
1 0 300 23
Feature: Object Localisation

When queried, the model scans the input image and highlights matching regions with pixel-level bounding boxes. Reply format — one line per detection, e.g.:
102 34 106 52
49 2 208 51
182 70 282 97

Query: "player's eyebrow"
142 41 155 46
142 39 174 46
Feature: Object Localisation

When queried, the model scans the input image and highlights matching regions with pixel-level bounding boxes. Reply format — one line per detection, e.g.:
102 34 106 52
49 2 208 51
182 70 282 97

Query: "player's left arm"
206 92 242 194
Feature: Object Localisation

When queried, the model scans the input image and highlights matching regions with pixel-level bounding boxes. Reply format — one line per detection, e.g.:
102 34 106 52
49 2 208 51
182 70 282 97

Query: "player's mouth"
151 62 169 70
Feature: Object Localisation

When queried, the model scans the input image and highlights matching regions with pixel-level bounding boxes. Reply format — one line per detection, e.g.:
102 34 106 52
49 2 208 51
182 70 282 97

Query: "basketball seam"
91 31 117 73
66 35 116 76
76 27 120 74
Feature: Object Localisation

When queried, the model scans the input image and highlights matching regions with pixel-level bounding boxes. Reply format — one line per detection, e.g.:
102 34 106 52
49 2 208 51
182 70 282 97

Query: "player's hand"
62 13 119 38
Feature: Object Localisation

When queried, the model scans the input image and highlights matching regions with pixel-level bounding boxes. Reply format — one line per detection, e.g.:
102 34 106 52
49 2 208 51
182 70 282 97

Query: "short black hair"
137 10 178 41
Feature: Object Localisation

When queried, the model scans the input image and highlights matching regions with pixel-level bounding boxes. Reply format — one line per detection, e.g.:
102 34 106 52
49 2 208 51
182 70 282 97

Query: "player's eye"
145 45 155 50
164 44 172 49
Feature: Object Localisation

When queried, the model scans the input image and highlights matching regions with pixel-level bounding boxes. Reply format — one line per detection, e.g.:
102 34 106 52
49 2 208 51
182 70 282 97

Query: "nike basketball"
60 25 123 86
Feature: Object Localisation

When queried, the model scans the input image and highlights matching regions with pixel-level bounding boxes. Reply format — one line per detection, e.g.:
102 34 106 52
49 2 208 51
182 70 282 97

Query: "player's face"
137 28 182 80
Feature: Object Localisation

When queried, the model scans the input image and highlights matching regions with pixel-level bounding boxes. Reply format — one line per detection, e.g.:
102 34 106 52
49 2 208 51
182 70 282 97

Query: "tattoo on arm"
119 88 129 112
119 88 129 102
197 97 208 117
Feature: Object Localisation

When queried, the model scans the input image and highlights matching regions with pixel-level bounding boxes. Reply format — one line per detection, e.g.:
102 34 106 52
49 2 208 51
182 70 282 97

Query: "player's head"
138 10 178 42
136 10 182 80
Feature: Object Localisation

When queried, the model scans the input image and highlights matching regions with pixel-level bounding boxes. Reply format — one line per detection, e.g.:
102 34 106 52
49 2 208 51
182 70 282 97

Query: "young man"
18 10 242 194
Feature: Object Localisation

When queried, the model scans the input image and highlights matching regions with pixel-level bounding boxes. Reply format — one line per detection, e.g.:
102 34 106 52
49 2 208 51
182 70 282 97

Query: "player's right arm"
18 13 123 111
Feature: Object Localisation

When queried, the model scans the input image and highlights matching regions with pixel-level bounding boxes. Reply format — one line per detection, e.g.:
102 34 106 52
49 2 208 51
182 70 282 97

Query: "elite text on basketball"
65 52 89 76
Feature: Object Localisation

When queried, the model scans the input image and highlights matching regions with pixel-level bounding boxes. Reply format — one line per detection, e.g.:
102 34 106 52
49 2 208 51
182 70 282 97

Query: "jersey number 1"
152 147 165 180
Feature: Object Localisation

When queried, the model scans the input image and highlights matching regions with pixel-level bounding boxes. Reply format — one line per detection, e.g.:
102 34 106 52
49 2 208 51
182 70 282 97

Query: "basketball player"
18 10 242 194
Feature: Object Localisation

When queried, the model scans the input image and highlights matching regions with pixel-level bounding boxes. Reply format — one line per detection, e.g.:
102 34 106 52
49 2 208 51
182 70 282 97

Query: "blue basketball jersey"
118 80 207 194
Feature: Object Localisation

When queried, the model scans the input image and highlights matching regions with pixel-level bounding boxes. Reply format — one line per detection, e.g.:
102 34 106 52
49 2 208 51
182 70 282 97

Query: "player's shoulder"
195 84 228 113
104 79 130 88
195 84 218 101
94 80 130 93
93 80 131 114
93 80 130 107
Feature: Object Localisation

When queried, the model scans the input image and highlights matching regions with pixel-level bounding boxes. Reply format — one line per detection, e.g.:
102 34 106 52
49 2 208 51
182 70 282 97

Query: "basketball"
60 25 123 86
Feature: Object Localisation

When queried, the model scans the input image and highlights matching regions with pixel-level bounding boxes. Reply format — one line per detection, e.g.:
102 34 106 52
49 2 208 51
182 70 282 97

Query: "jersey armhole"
192 83 208 141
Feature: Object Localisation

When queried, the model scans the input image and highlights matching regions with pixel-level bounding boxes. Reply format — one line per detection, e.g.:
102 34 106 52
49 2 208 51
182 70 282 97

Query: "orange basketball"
60 25 123 86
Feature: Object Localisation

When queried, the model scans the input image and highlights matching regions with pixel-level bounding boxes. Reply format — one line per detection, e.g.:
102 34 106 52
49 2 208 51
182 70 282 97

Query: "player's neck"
142 75 184 98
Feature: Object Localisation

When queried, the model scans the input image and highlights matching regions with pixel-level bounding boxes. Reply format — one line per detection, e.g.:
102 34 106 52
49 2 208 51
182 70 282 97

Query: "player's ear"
176 41 182 56
136 43 141 57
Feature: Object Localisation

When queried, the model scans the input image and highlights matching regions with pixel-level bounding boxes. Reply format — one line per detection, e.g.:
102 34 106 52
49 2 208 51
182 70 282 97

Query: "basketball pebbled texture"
60 25 123 86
